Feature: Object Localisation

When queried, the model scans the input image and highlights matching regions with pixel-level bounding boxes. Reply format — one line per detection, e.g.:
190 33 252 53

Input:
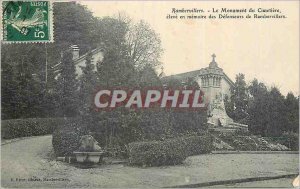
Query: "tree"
266 87 287 136
284 92 299 133
126 20 163 69
248 79 288 137
248 79 269 135
165 77 183 89
224 94 234 118
230 73 248 121
97 47 137 88
1 2 98 119
185 77 200 89
79 52 98 116
53 2 98 53
138 64 162 88
93 17 128 51
56 51 79 117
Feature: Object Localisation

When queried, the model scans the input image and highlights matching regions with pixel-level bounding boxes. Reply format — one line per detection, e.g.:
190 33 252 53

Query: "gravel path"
1 135 299 188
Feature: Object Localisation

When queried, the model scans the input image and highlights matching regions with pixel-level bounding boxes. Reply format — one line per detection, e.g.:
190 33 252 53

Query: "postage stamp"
1 1 53 43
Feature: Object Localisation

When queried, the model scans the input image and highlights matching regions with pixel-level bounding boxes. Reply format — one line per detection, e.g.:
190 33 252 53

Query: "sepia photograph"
1 0 299 188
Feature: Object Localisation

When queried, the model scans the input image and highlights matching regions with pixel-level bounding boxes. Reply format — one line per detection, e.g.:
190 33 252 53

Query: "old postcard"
1 0 299 188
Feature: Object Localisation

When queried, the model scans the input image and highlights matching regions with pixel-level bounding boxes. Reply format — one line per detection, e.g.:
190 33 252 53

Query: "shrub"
128 138 187 167
128 134 212 167
265 132 299 151
52 119 87 156
181 135 213 156
170 110 208 134
1 117 67 139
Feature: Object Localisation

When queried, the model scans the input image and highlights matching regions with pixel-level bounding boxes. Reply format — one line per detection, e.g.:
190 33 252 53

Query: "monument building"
161 54 248 130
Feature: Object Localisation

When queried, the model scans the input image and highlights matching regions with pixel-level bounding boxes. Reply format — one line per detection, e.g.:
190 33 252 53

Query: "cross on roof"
212 53 216 62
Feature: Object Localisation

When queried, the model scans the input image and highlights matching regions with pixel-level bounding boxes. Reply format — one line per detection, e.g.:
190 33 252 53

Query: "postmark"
2 1 53 43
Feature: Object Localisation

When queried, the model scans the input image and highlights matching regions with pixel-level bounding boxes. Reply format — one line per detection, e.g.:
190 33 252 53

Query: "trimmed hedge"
1 117 68 139
182 135 213 156
128 134 212 167
129 138 187 167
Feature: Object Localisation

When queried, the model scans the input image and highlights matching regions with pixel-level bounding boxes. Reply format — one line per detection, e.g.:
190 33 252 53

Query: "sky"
80 1 299 95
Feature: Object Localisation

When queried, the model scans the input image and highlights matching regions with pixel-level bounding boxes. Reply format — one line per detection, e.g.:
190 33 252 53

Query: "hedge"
128 134 212 167
1 117 70 139
181 135 213 156
128 138 187 167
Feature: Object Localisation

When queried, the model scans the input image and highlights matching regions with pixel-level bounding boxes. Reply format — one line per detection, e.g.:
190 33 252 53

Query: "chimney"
70 45 80 60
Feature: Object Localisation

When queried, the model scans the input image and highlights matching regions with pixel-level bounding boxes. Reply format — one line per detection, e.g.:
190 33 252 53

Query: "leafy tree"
266 87 287 136
79 52 98 115
97 47 137 87
284 92 299 133
185 77 200 89
1 2 98 119
126 20 163 69
53 2 98 53
224 94 234 118
230 73 248 121
93 17 128 50
56 51 79 117
248 79 288 137
138 64 162 88
248 79 269 135
165 77 183 89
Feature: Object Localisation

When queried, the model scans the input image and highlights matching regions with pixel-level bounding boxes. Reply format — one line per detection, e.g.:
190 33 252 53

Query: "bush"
49 109 209 158
128 134 212 167
281 132 299 151
264 132 299 151
1 117 67 139
182 135 213 156
129 139 187 167
170 110 208 134
52 119 87 156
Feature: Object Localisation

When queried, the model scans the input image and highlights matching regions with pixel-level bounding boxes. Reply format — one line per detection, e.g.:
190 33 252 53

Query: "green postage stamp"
2 1 53 43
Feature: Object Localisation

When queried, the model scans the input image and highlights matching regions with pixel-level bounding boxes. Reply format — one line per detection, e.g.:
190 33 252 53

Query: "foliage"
1 2 163 120
78 52 98 117
126 20 163 69
169 110 208 134
128 138 187 167
248 79 291 137
93 16 128 50
263 132 299 151
97 47 138 87
164 77 183 88
56 51 79 117
228 73 249 121
128 134 212 167
284 93 299 133
138 64 162 88
281 132 299 151
1 63 18 119
224 77 300 138
217 132 289 151
52 118 87 156
181 135 213 156
1 117 67 139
